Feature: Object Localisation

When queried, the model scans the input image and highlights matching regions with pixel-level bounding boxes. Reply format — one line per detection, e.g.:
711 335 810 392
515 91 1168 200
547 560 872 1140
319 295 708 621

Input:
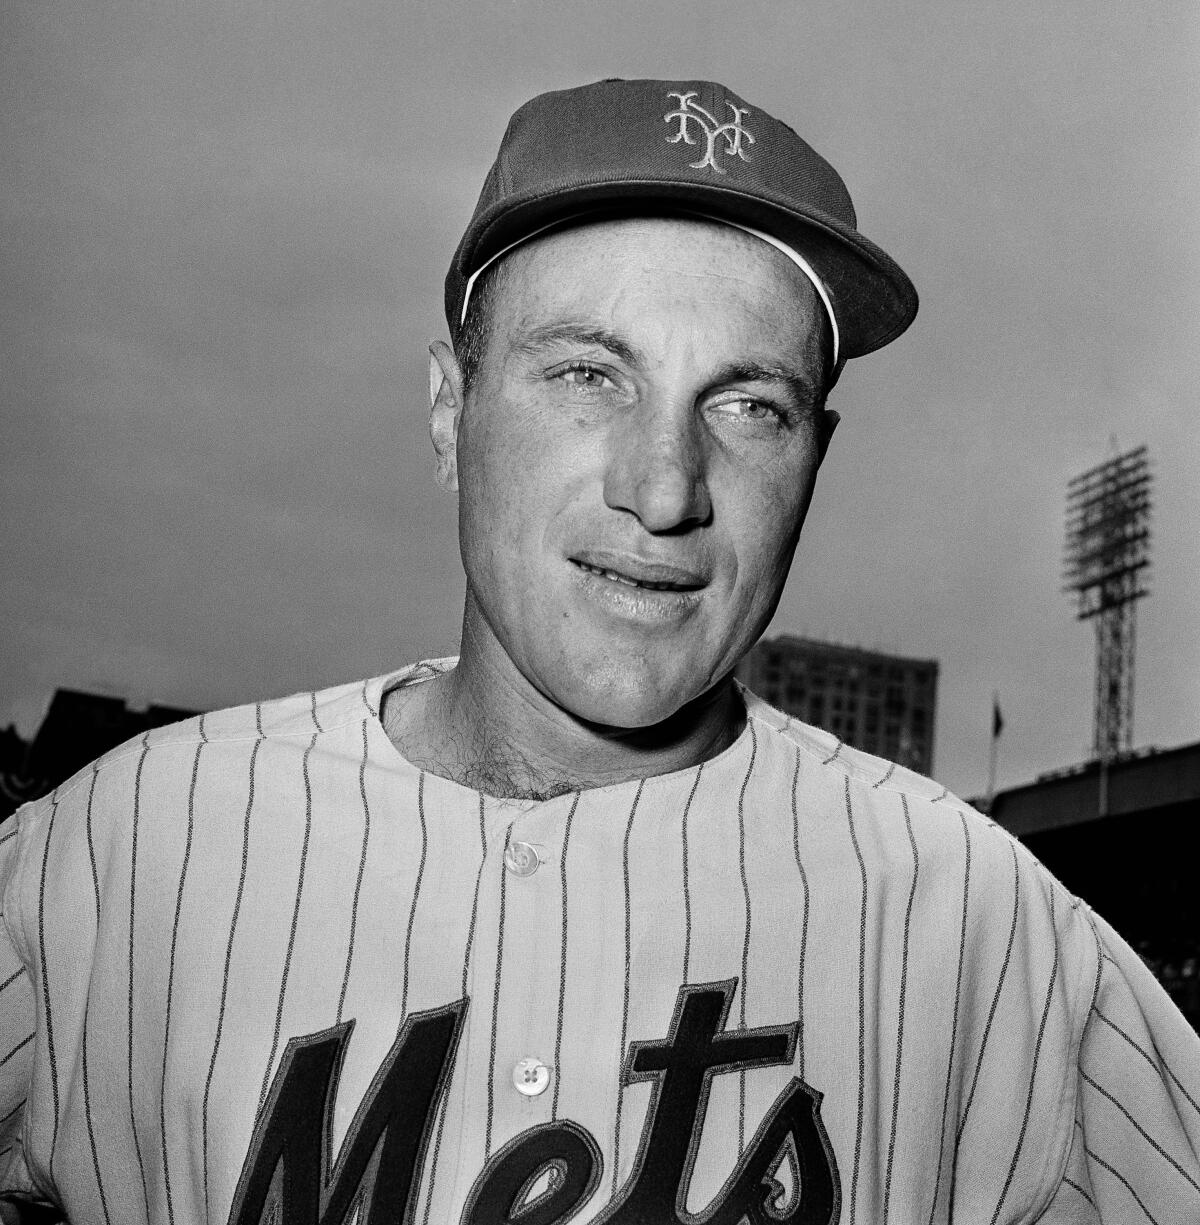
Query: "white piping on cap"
459 215 587 327
458 209 839 367
680 211 840 367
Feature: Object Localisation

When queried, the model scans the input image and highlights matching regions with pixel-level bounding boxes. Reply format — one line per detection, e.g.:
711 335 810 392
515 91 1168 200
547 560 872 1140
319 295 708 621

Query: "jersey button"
512 1058 551 1097
504 840 541 877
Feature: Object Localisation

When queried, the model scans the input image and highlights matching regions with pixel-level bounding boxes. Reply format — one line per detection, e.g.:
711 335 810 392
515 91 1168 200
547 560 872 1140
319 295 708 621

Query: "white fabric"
2 664 1198 1222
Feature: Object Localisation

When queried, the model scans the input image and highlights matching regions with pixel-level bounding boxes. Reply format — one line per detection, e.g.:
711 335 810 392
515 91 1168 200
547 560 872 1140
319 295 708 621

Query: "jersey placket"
478 799 571 1156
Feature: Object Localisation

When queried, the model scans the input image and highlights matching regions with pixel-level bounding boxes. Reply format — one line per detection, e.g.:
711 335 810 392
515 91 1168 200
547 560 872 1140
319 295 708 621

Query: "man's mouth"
569 554 707 593
573 561 682 591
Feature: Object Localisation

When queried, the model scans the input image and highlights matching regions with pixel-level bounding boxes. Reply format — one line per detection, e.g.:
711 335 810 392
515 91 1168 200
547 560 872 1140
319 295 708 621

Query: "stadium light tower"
1062 445 1152 762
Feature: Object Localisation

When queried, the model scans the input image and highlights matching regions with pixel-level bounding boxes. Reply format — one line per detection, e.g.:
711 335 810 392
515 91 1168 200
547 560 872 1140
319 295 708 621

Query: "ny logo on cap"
664 92 754 175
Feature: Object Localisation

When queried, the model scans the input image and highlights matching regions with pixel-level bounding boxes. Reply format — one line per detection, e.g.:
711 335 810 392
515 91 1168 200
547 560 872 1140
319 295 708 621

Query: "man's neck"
381 651 743 801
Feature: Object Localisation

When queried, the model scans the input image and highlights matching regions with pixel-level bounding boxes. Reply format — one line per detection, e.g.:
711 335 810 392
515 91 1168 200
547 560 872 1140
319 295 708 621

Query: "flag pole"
986 692 1002 810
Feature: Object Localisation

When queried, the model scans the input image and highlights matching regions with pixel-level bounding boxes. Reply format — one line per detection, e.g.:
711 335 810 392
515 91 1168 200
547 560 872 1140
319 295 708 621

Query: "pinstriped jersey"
1 662 1198 1223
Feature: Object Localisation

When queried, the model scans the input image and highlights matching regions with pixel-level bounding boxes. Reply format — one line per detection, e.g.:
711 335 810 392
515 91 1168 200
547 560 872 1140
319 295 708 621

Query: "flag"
992 697 1004 739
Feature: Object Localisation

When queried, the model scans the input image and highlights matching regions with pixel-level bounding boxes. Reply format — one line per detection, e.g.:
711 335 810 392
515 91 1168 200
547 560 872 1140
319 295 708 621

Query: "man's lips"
568 550 709 592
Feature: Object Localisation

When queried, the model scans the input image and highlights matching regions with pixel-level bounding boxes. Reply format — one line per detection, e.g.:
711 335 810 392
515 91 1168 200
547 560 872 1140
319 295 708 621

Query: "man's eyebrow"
709 360 822 403
512 322 644 367
510 329 821 401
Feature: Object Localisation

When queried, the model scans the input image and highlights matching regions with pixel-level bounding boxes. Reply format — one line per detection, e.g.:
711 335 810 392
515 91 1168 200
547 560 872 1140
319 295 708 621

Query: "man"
1 78 1197 1224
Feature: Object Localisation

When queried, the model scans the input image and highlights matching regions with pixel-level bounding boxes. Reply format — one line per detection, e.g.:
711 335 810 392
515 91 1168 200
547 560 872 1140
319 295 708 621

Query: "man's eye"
558 365 612 389
713 397 782 422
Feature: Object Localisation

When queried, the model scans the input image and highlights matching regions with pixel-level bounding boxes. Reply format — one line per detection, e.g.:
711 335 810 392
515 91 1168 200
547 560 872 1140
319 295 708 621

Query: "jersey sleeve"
1044 905 1200 1221
0 811 37 1194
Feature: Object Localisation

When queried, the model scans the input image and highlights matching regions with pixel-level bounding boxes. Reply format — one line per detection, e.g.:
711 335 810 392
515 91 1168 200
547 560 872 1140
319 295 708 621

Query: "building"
736 635 939 775
979 740 1200 1031
0 689 195 821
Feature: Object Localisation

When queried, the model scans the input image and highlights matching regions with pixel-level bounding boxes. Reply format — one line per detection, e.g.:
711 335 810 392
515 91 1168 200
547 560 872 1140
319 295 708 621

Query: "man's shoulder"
5 666 430 850
743 683 973 809
743 688 1090 994
742 685 1038 884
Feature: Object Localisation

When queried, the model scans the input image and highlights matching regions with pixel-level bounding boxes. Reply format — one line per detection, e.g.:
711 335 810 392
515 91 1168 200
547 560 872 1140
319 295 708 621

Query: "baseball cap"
445 78 918 363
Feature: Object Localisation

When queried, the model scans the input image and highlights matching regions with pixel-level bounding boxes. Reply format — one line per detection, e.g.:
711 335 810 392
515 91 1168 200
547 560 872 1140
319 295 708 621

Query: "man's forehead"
492 232 827 391
471 213 833 360
500 216 823 309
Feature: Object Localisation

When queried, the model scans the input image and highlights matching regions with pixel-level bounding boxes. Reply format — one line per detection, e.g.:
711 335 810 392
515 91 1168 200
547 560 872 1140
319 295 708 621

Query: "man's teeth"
577 561 679 591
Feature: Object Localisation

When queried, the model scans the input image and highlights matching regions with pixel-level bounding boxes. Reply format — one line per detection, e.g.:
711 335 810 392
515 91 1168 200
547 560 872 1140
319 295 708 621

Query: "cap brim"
448 178 917 359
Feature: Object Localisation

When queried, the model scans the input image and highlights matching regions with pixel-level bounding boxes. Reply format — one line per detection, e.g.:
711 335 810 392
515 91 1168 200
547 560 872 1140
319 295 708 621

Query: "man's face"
434 216 835 729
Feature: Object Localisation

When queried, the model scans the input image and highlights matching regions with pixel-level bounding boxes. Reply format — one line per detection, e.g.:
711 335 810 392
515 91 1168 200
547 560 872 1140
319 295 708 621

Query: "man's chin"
549 670 729 738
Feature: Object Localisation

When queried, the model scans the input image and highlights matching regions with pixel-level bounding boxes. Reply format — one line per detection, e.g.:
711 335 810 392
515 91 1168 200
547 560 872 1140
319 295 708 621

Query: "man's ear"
817 408 840 462
428 340 465 492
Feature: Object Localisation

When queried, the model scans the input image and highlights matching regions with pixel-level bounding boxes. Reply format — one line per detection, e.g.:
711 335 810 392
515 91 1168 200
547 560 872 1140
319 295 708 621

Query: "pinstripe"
0 967 23 995
925 811 971 1225
160 721 206 1225
80 761 112 1225
202 721 262 1224
402 772 430 1019
0 827 15 850
1080 1069 1200 1192
336 719 372 1026
465 794 489 995
1084 1147 1159 1223
485 817 515 1158
416 1094 451 1225
821 741 843 766
36 790 62 1177
80 1014 110 1225
988 891 1061 1225
127 737 152 1223
0 1032 32 1070
736 723 757 1154
956 842 1021 1145
883 795 919 1222
1028 1166 1094 1225
1079 908 1105 1023
1095 1009 1158 1072
1061 1175 1095 1208
1093 1009 1200 1119
843 774 868 1225
611 780 645 1198
680 764 703 986
0 1098 22 1174
1157 1050 1200 1118
257 730 318 1114
789 751 810 1081
84 762 102 918
420 794 490 1225
872 762 896 789
551 793 581 1121
361 677 378 719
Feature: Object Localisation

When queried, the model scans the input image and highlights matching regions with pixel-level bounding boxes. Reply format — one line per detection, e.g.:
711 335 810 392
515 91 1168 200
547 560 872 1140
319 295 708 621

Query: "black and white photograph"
2 3 1198 1221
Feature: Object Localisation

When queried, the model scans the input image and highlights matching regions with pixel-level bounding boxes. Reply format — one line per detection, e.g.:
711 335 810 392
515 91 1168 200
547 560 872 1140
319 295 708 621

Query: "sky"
2 0 1197 799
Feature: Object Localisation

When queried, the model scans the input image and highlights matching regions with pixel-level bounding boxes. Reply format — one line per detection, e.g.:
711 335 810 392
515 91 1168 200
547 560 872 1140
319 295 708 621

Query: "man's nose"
602 402 712 533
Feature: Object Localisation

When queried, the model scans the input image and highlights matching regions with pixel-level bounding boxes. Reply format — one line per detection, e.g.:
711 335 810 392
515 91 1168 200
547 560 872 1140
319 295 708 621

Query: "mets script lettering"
664 92 755 174
227 981 840 1225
